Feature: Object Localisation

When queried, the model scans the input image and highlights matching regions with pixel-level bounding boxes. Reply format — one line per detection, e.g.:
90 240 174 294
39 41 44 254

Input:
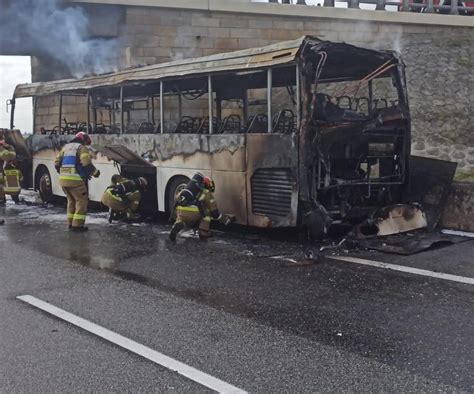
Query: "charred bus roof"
13 36 401 99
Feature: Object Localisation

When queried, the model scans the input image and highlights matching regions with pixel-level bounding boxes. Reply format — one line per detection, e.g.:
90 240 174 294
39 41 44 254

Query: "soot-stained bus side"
9 36 411 236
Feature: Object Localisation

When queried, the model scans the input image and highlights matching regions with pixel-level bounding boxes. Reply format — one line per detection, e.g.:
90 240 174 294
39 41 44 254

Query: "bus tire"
166 176 190 219
37 167 54 204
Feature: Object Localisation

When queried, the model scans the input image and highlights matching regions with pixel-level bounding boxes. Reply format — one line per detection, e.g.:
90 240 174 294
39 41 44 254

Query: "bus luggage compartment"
94 145 157 214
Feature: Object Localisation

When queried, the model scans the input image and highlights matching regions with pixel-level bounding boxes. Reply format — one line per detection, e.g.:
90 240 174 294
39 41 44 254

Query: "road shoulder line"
329 256 474 285
17 295 247 394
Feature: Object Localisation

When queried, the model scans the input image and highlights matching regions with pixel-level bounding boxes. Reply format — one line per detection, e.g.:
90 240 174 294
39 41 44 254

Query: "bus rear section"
298 39 411 237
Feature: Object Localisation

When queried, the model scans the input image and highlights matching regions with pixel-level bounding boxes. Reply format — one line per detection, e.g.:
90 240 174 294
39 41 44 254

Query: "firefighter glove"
94 169 101 178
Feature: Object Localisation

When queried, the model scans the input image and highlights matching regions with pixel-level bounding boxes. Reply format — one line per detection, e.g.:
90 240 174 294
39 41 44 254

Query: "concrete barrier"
440 182 474 232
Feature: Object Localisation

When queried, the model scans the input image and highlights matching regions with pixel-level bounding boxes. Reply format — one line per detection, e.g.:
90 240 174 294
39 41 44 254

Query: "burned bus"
10 36 411 236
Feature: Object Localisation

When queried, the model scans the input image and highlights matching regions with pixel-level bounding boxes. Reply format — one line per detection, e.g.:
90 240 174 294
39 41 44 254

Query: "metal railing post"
425 0 435 13
375 0 386 10
348 0 360 8
450 0 459 14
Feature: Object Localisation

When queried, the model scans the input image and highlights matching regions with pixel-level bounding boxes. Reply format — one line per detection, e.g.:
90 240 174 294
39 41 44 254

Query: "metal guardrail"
267 0 474 15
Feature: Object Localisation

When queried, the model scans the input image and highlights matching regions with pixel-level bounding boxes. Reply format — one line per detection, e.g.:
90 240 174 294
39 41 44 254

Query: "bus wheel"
166 176 189 219
37 167 54 204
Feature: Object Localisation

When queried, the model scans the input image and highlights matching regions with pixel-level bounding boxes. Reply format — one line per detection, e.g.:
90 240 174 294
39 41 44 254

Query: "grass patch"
456 57 472 68
454 168 474 183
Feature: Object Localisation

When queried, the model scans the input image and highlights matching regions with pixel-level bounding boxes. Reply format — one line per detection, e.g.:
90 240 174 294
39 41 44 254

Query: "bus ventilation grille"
251 168 293 217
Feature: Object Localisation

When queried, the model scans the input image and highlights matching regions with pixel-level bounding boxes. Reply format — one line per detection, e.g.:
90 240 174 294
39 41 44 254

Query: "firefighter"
54 132 100 232
169 174 232 241
101 175 148 223
0 130 16 206
3 160 23 204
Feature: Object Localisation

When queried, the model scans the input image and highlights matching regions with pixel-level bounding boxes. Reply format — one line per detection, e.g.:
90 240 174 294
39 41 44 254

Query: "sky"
0 56 32 132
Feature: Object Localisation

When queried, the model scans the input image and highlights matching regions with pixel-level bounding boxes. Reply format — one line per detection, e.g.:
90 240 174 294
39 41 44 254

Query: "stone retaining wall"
440 182 474 231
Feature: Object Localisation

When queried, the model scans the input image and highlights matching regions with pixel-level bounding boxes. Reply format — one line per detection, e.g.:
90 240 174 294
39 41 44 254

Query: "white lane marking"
329 256 474 285
17 295 247 394
441 229 474 238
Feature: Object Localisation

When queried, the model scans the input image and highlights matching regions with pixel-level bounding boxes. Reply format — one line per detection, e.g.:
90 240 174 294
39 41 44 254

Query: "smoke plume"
0 0 118 78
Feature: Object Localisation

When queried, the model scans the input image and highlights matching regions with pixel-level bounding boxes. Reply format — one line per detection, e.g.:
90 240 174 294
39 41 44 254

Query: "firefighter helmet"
136 177 148 190
203 177 215 192
75 131 92 145
111 174 123 184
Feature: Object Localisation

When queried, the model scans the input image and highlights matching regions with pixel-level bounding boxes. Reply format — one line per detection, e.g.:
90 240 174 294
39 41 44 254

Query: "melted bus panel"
10 36 416 234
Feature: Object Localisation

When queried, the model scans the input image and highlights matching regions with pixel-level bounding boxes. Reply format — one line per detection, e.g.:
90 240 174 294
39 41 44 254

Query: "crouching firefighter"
55 132 100 232
101 175 148 223
169 173 233 241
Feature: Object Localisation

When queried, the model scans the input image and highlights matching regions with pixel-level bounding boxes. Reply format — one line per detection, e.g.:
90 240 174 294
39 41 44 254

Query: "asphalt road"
1 195 473 392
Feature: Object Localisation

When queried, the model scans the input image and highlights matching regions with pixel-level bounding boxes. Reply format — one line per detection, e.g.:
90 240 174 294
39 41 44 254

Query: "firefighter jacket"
101 178 141 213
0 144 16 163
197 189 221 220
4 167 23 195
55 143 99 188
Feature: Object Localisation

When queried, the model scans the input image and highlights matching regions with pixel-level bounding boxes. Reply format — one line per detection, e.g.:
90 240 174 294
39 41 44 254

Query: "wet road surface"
1 194 473 391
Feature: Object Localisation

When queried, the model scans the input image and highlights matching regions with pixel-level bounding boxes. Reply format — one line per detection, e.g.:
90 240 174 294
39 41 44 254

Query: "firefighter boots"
169 222 184 241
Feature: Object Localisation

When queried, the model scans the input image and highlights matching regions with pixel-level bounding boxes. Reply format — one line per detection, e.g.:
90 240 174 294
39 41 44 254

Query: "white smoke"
0 0 118 78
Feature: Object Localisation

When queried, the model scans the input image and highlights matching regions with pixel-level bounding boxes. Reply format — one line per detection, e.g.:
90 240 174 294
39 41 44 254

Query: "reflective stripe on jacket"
198 189 221 219
4 168 23 194
58 143 83 183
101 182 141 212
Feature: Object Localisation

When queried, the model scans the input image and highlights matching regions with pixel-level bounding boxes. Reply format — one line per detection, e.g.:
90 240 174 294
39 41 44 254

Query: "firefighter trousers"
62 183 88 228
175 205 211 238
0 172 5 201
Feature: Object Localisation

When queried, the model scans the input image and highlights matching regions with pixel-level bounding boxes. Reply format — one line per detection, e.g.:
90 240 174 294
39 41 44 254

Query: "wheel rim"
174 183 187 203
39 173 53 202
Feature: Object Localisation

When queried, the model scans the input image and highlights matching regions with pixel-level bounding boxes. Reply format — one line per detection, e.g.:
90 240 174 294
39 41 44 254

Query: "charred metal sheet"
355 204 427 238
26 134 72 154
2 129 31 161
246 133 298 227
13 37 306 98
94 145 154 167
1 129 33 188
358 231 471 255
88 134 245 166
13 36 399 99
251 168 293 217
406 156 457 230
440 183 474 232
303 203 333 240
